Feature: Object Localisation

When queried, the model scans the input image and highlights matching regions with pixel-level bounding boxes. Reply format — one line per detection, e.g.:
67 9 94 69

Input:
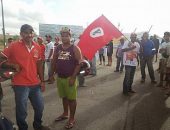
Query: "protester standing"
114 37 124 72
0 24 50 130
54 36 60 48
37 37 46 79
45 35 54 83
106 40 113 66
99 47 105 65
89 53 97 76
7 37 13 46
122 33 140 95
152 34 160 62
139 32 157 84
157 32 170 87
50 27 82 129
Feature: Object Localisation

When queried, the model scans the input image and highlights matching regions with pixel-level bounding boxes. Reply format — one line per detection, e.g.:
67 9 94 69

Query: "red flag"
78 15 123 60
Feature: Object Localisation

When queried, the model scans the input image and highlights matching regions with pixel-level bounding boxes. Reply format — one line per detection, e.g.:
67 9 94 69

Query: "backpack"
0 113 17 130
0 64 17 130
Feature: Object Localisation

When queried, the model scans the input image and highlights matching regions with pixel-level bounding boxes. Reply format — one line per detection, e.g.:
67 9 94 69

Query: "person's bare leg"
62 98 69 116
68 99 77 122
55 98 69 121
110 56 112 66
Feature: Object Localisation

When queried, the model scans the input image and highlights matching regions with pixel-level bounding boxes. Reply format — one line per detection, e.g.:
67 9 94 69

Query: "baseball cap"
20 24 34 32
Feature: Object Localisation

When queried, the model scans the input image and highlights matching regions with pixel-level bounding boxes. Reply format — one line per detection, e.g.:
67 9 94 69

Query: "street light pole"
1 0 6 48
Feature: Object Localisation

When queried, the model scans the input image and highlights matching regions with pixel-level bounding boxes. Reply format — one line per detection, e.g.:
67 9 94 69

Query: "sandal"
55 115 68 122
65 121 75 129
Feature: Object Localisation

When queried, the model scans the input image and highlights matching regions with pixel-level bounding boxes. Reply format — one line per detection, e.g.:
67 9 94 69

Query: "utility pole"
1 0 6 48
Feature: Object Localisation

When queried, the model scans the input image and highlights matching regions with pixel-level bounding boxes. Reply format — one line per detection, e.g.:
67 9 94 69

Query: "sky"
0 0 170 37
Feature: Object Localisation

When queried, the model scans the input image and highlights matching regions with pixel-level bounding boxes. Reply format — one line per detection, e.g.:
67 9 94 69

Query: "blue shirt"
117 44 124 57
141 39 155 57
99 47 104 54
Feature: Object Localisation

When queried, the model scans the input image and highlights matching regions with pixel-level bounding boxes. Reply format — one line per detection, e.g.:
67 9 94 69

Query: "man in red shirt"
37 36 46 79
7 37 13 46
0 24 50 130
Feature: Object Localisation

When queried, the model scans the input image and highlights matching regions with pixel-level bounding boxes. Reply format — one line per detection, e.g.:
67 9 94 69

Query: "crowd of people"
0 25 82 130
114 31 170 96
96 31 170 96
0 23 170 130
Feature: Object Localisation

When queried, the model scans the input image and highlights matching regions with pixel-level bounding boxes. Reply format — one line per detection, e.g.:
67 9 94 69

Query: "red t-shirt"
1 40 41 86
39 44 45 60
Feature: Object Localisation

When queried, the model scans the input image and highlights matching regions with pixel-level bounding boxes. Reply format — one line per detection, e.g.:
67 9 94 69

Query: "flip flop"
65 121 75 129
55 116 68 122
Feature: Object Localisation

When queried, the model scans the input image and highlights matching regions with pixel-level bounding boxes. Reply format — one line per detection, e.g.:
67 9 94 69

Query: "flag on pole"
77 15 123 60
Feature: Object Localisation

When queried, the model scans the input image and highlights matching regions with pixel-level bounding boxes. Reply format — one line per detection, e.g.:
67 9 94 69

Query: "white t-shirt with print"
45 41 54 59
122 41 140 66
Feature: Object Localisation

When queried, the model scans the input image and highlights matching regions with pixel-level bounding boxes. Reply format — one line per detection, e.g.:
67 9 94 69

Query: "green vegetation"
0 35 20 50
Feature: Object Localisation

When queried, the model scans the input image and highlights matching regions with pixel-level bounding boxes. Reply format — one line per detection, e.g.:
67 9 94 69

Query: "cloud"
0 0 170 37
0 0 47 34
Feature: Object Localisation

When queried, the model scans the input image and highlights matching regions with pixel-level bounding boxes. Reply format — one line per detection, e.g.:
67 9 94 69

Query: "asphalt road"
1 61 170 130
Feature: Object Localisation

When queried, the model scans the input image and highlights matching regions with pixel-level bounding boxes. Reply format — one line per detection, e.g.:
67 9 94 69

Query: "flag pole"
133 28 137 33
109 21 130 42
148 25 153 33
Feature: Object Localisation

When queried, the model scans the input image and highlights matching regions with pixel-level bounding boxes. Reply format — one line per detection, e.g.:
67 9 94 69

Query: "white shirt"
45 41 54 59
160 41 170 49
160 41 170 59
122 41 140 66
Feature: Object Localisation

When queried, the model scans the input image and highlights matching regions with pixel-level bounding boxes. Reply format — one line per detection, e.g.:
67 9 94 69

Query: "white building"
39 23 84 41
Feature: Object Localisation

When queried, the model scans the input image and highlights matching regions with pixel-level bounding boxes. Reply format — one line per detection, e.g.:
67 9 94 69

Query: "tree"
12 35 19 40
